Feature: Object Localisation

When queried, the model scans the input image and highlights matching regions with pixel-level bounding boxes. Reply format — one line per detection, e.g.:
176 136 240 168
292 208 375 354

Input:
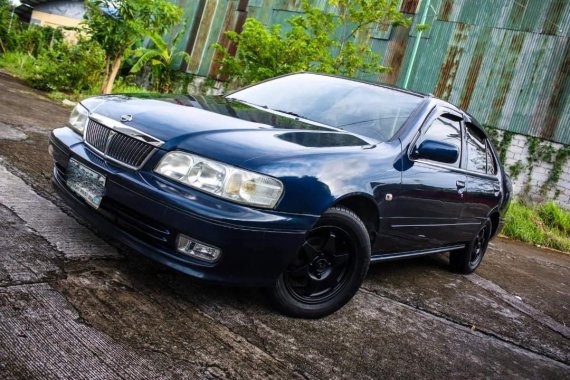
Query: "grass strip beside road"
503 201 570 252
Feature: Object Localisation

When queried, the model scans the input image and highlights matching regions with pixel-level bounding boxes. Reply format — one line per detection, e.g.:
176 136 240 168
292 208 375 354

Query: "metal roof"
15 0 83 19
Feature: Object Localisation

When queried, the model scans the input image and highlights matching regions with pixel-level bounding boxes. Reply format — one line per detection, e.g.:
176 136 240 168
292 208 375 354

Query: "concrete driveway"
0 72 568 379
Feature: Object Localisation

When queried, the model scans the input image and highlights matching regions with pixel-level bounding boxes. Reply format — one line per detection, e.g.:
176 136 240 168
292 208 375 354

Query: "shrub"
130 28 192 93
84 0 183 94
27 39 105 92
15 25 64 56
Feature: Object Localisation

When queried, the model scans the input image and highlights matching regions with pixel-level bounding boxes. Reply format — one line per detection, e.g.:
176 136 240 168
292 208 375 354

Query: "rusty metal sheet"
435 0 569 36
197 1 235 75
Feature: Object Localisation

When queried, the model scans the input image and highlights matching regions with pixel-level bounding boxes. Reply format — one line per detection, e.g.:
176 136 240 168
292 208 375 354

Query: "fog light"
176 234 221 263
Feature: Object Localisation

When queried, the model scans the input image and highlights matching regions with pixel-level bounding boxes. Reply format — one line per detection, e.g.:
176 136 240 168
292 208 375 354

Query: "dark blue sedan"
49 73 512 318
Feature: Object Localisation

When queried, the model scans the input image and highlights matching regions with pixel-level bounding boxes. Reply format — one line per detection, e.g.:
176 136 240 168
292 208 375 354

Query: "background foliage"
130 27 192 93
84 0 182 94
0 0 189 96
214 0 410 87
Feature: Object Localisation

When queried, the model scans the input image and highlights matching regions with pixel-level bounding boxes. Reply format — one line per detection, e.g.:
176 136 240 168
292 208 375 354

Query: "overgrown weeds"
503 201 570 252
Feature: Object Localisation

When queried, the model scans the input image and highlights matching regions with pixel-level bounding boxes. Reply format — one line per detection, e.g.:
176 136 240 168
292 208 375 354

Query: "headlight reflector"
155 152 283 208
154 152 193 180
68 104 89 135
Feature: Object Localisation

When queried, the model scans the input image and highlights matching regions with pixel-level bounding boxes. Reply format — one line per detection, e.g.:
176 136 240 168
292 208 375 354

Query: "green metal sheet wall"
175 0 570 144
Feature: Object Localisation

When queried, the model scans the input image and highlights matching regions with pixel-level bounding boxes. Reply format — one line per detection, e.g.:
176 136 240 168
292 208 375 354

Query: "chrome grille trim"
83 113 163 170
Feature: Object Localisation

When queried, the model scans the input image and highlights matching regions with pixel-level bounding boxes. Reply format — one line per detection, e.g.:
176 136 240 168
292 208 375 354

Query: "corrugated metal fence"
175 0 570 145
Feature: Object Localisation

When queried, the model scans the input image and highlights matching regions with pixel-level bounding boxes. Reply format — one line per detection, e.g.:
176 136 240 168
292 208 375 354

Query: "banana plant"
130 26 191 93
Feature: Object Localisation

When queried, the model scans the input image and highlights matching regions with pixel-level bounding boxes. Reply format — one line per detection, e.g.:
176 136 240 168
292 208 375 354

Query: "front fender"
243 143 402 215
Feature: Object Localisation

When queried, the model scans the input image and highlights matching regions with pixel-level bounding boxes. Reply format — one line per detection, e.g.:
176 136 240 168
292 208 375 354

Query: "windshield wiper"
271 109 304 119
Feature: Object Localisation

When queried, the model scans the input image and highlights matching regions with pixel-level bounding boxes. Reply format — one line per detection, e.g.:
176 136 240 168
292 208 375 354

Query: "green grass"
0 51 35 78
503 201 570 252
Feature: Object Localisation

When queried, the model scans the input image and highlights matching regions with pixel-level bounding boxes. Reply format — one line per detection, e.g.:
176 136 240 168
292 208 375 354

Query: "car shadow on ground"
68 244 454 316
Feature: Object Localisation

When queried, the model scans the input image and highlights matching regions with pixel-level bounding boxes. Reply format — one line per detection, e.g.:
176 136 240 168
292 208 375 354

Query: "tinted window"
486 143 496 175
417 117 462 167
466 124 495 174
228 73 424 141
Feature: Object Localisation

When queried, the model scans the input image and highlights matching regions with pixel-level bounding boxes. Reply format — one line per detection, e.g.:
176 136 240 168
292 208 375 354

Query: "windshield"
228 73 424 141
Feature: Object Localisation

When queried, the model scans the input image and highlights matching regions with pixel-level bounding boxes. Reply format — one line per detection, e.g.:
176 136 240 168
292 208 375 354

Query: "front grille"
85 119 110 152
84 118 158 169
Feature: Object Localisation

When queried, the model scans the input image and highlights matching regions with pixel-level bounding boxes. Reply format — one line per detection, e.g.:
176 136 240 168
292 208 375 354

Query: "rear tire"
269 206 371 318
450 220 492 274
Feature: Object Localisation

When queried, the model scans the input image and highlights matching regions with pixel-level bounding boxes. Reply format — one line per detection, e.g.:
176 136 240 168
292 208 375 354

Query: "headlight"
68 104 89 135
155 152 284 208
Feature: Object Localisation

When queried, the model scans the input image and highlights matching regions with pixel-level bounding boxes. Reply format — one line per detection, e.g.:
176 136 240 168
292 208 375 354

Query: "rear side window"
418 117 462 167
466 124 495 175
486 143 496 175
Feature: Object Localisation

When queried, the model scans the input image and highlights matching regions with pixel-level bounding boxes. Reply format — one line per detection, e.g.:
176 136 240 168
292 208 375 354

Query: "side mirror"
412 139 459 164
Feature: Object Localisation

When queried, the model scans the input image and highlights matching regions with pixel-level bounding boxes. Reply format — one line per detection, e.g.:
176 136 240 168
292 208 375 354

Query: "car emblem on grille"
120 114 133 122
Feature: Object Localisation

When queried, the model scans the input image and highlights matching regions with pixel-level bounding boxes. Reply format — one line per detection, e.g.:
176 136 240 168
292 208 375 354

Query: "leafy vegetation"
28 38 105 92
130 27 191 93
0 0 189 96
83 0 182 94
214 0 410 87
503 201 570 252
0 51 35 77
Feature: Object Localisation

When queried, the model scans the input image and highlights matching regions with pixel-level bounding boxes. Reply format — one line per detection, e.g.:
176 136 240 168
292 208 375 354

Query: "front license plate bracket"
66 159 106 209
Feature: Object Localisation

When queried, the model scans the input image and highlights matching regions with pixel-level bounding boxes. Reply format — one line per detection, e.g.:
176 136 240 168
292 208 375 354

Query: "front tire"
450 220 492 274
269 207 371 318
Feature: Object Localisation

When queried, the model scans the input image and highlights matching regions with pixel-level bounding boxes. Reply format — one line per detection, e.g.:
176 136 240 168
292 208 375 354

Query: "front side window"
466 124 495 175
416 117 462 167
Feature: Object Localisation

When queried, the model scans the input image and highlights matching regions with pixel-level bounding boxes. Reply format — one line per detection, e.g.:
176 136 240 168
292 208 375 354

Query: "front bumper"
49 127 318 286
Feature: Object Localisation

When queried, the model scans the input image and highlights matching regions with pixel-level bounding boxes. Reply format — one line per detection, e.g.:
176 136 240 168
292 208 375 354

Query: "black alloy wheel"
469 223 489 266
450 219 492 274
284 226 355 303
270 207 371 318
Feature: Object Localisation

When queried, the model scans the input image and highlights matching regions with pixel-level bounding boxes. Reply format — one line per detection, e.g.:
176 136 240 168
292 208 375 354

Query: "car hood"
81 94 374 166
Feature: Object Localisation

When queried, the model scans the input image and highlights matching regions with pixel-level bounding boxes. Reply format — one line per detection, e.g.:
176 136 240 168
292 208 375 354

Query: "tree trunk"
104 56 122 94
100 59 110 94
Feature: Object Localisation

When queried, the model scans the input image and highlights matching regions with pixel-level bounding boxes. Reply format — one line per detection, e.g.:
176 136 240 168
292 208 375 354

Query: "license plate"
66 159 106 209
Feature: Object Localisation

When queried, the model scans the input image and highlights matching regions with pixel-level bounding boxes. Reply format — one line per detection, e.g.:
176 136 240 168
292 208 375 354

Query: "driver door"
377 110 468 252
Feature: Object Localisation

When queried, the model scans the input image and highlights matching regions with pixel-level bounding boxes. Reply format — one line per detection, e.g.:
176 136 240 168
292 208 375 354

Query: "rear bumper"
49 127 317 286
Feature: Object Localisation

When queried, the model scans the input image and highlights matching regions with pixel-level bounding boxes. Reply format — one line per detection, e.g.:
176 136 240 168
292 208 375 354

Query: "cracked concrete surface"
0 71 569 379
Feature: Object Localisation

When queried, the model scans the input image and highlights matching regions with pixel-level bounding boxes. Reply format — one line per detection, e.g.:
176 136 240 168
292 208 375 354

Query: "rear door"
460 123 502 237
377 109 467 252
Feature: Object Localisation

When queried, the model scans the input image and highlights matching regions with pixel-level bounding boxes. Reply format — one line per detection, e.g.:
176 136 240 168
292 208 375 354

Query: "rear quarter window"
466 123 496 175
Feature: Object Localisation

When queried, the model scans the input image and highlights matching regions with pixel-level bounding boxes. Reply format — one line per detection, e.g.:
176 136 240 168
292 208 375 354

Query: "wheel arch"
332 193 380 245
489 210 501 238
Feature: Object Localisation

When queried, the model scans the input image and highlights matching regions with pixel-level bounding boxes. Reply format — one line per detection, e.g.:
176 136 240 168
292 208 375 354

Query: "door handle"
456 180 466 196
493 183 501 196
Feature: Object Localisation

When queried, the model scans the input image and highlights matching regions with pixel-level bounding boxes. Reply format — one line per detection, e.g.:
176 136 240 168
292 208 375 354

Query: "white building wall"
500 132 570 207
